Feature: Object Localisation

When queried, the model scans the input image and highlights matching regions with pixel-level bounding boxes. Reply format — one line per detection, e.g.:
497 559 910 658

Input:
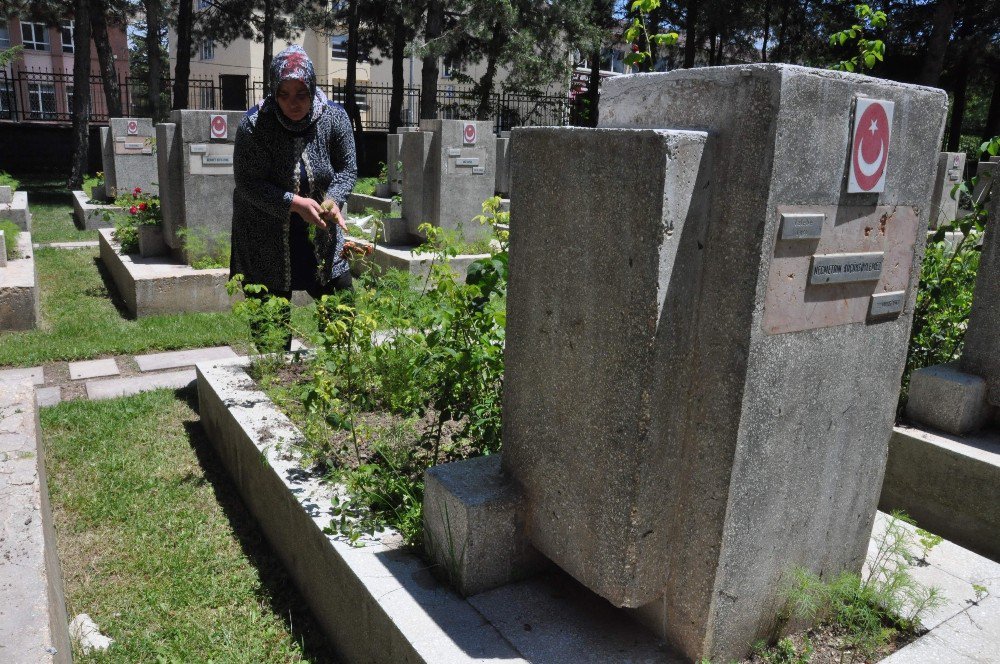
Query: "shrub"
107 187 161 255
352 177 379 196
0 171 20 192
179 227 230 270
0 219 20 259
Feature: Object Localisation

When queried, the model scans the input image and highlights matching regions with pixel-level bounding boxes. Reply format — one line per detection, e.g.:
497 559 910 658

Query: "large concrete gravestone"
102 118 158 197
930 152 965 228
401 119 495 241
156 110 244 260
423 64 947 663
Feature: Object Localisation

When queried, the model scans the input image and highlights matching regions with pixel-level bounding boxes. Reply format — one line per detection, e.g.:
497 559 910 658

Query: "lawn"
43 387 338 663
20 176 97 244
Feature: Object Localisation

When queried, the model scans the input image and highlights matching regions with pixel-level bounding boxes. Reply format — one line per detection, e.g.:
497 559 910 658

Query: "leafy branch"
829 4 887 72
624 0 679 69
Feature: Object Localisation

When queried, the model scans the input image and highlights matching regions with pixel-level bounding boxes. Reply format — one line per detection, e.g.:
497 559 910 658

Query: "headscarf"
263 45 328 133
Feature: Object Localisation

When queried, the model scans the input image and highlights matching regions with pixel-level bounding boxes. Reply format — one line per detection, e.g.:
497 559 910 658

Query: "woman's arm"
324 105 358 210
233 116 294 219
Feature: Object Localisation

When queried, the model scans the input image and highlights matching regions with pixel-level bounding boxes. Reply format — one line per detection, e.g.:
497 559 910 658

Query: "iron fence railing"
0 68 571 133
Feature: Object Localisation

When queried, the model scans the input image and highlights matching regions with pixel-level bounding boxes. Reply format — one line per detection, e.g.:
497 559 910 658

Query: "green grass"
17 175 96 244
351 177 379 196
0 247 316 366
0 219 20 257
43 388 337 662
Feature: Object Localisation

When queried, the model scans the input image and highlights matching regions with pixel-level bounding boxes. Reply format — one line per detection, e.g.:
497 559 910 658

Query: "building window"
66 84 73 113
331 34 347 59
28 82 56 119
21 21 50 51
198 0 212 8
199 86 215 109
441 58 454 78
201 39 214 60
0 22 10 49
0 81 13 119
61 20 74 53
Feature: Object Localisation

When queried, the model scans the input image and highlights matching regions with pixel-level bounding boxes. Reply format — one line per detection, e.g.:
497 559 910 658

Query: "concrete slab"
70 191 115 231
348 237 489 285
85 369 196 401
35 387 62 408
0 233 41 331
905 363 995 434
35 241 99 250
0 366 44 385
135 346 237 372
0 380 72 662
68 358 120 381
0 190 32 231
98 228 237 317
882 596 1000 663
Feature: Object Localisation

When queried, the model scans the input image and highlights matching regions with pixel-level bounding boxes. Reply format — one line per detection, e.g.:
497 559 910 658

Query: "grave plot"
0 181 33 232
99 110 244 318
0 227 40 330
887 186 1000 560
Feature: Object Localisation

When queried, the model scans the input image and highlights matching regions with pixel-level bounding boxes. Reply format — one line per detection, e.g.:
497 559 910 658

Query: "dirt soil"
741 622 920 663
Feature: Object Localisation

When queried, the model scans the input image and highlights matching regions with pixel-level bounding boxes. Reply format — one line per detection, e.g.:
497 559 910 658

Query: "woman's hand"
290 195 327 230
320 199 348 232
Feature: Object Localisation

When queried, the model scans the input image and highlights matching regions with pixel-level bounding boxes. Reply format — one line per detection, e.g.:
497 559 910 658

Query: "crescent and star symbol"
852 102 890 191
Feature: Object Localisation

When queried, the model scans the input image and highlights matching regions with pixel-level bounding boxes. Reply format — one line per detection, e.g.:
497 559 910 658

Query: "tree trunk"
918 0 958 86
946 47 972 152
683 0 698 68
91 5 122 117
144 0 163 121
983 59 1000 139
772 0 791 62
585 47 600 127
388 6 405 132
69 0 92 189
420 0 443 120
761 0 771 62
172 0 193 110
345 0 362 132
475 25 503 121
262 0 275 93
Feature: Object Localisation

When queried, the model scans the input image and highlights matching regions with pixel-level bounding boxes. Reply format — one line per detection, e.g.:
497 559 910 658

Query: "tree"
172 0 194 110
91 3 123 117
69 0 92 189
144 0 166 121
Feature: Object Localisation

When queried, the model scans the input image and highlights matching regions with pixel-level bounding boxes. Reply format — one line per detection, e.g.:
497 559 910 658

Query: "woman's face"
276 79 311 122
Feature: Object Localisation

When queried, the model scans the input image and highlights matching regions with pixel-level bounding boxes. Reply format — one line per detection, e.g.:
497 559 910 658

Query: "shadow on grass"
91 255 135 321
18 175 75 205
175 384 341 664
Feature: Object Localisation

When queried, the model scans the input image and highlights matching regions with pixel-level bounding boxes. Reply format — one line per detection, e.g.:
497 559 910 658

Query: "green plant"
226 275 293 371
623 0 679 70
352 177 379 196
829 4 887 72
914 527 943 561
783 512 943 657
0 220 20 259
0 170 21 192
377 161 388 183
752 636 812 664
82 173 102 199
178 227 230 269
106 188 162 254
971 583 988 604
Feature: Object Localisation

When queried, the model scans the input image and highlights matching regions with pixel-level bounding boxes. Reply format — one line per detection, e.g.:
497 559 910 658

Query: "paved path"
0 346 242 406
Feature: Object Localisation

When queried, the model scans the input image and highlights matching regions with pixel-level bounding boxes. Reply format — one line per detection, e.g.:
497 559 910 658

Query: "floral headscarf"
264 45 328 133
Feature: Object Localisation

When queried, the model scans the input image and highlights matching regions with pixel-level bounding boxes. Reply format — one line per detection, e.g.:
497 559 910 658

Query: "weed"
0 219 20 259
0 170 20 192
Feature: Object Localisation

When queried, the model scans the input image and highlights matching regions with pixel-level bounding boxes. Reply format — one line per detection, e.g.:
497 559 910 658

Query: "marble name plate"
779 213 824 240
472 166 486 175
870 290 906 316
455 157 480 167
809 252 884 285
447 148 462 157
190 144 209 154
114 137 153 155
189 144 235 175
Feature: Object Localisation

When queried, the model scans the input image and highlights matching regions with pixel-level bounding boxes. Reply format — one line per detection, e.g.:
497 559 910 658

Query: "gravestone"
102 118 159 197
971 156 999 206
495 134 511 196
930 151 965 228
387 126 418 195
401 119 496 241
959 189 1000 405
423 64 947 663
156 110 244 260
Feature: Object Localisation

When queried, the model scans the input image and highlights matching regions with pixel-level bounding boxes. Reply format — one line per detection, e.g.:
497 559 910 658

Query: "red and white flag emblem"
848 98 894 193
126 119 139 135
463 122 477 146
211 114 228 140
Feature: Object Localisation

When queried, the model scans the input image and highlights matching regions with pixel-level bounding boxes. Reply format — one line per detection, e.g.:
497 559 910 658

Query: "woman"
231 44 357 346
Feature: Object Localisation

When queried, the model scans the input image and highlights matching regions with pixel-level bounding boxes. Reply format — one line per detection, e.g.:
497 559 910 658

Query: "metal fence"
0 68 571 133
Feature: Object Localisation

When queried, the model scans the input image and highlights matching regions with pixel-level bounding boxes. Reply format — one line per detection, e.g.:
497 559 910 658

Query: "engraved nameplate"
780 213 824 240
810 252 884 285
202 154 233 166
455 157 479 167
947 168 961 182
189 144 235 174
870 290 905 316
190 144 209 154
472 166 486 175
124 142 145 150
447 148 462 157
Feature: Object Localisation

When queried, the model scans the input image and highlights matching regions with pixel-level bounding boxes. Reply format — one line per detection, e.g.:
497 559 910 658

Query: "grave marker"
930 152 966 228
101 118 159 197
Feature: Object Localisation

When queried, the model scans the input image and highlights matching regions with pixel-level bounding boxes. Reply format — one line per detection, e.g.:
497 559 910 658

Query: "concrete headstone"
103 118 158 197
961 190 1000 406
930 151 965 228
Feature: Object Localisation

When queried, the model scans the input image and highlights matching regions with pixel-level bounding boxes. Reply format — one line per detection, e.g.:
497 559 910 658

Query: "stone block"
135 346 237 372
68 358 119 381
0 233 40 331
0 185 11 204
423 455 547 597
961 192 1000 406
105 118 159 196
0 191 32 231
91 182 107 202
71 191 115 230
929 152 965 228
86 369 196 400
905 362 994 434
499 64 946 662
387 133 403 194
346 192 399 217
495 136 511 196
880 423 1000 561
971 160 995 206
401 130 433 237
100 125 117 193
378 217 409 246
138 224 167 257
98 228 237 317
0 230 5 267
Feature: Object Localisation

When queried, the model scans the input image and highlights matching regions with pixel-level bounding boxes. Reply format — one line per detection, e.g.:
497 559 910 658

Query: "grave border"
0 232 40 331
71 190 116 230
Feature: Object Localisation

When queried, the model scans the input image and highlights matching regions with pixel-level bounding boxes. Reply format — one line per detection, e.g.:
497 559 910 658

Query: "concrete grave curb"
0 190 32 232
98 228 236 317
71 191 116 230
0 232 41 331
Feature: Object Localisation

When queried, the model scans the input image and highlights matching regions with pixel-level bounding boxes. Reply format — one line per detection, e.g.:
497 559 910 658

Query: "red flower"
133 187 142 195
129 205 138 214
139 202 148 211
631 44 640 53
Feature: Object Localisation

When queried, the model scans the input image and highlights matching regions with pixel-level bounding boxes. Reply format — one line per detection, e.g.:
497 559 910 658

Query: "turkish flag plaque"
847 98 894 194
210 114 228 140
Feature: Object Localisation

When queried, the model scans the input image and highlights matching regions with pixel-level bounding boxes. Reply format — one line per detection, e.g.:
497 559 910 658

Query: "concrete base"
0 381 72 663
905 362 996 435
0 191 32 231
880 423 1000 562
423 456 549 597
0 233 40 330
98 228 236 318
196 358 684 663
71 191 115 230
138 224 167 257
346 192 399 217
368 241 490 285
